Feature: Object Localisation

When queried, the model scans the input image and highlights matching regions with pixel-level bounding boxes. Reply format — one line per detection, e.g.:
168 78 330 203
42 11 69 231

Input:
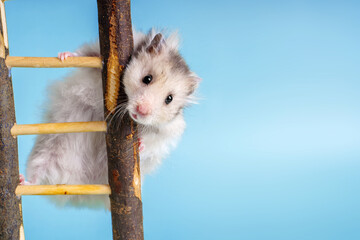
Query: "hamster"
24 29 200 209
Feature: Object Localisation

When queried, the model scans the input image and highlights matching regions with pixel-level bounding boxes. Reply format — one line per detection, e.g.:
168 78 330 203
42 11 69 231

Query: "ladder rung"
11 121 107 136
5 56 102 68
16 184 111 196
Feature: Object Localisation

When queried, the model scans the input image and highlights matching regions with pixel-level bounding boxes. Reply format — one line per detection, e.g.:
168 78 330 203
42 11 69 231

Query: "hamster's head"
123 31 200 127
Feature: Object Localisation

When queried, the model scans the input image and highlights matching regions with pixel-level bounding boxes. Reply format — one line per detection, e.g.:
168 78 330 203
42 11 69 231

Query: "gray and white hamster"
25 29 200 208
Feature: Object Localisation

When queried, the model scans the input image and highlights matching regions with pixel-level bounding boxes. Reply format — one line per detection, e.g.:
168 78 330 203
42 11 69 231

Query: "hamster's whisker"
108 107 123 126
108 104 127 127
114 106 128 130
105 104 122 119
105 103 126 122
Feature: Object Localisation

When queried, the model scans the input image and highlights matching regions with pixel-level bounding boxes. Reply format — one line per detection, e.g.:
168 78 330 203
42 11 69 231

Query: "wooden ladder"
0 1 144 239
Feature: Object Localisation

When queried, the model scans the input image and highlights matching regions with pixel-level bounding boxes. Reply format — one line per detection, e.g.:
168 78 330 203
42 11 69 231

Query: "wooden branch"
16 184 111 196
5 56 102 68
0 2 22 239
97 0 143 239
11 121 107 136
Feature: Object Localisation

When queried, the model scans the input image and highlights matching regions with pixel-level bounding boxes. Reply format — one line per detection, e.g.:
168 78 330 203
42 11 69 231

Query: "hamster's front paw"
58 51 78 61
138 138 145 152
19 174 32 185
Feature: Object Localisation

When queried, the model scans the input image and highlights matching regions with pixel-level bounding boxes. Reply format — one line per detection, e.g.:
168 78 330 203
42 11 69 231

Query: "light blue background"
5 0 360 239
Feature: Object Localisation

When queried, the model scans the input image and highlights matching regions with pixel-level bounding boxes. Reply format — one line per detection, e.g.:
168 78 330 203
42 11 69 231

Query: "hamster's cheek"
156 111 171 124
124 83 142 102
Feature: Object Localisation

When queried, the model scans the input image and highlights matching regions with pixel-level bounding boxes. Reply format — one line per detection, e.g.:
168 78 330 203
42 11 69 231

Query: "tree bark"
97 1 144 240
0 23 22 240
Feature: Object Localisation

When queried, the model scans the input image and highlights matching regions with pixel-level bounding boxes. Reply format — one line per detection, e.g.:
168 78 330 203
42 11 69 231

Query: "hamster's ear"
166 32 180 51
188 73 202 95
146 33 164 54
185 73 201 105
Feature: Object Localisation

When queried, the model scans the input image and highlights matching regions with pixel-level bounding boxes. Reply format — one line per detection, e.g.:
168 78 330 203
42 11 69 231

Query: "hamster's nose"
136 104 151 116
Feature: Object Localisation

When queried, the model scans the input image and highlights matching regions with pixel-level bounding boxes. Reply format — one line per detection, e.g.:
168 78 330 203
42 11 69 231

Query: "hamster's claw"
58 51 76 61
138 138 145 152
19 173 25 184
19 173 32 185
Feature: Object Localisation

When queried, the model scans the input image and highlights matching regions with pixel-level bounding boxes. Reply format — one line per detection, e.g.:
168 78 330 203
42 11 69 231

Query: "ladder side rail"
0 1 23 239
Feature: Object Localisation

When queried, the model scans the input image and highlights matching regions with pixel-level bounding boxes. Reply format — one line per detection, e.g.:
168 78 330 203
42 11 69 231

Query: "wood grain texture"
16 184 111 196
97 0 144 239
11 121 107 136
6 56 102 68
0 4 22 238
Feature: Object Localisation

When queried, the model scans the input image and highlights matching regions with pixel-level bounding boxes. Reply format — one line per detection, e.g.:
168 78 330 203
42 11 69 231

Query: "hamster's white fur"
26 29 200 209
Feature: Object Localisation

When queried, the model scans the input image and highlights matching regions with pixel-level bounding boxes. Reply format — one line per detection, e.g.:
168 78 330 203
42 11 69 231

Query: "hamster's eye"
165 95 173 105
142 75 152 85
